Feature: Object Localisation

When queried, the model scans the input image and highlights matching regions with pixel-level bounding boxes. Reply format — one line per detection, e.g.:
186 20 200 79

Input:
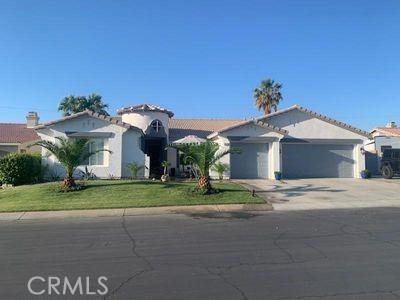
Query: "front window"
82 139 105 166
151 120 163 132
381 145 392 153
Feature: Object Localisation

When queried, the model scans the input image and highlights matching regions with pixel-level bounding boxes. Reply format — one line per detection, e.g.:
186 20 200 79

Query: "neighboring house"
35 104 370 180
364 122 400 174
0 112 41 157
369 122 400 155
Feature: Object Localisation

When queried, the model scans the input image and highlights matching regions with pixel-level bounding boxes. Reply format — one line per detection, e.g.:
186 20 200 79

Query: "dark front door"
144 138 166 177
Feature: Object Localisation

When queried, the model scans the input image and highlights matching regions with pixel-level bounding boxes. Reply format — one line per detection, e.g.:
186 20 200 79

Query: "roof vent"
26 112 39 128
385 121 397 128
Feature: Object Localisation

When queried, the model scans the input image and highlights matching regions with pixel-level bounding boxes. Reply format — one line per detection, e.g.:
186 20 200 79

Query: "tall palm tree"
31 137 110 188
58 94 109 116
170 141 240 194
253 79 283 115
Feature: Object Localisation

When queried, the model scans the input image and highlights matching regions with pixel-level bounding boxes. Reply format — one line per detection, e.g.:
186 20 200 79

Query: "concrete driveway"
239 178 400 211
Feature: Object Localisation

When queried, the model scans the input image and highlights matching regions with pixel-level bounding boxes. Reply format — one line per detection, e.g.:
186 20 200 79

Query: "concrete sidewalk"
0 203 272 221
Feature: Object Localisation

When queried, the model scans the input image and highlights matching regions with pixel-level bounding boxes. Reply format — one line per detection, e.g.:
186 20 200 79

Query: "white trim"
0 143 20 146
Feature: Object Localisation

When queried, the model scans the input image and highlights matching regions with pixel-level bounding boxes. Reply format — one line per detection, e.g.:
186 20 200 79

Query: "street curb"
0 203 273 221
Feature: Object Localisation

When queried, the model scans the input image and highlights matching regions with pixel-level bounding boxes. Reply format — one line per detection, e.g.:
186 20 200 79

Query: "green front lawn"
0 180 262 212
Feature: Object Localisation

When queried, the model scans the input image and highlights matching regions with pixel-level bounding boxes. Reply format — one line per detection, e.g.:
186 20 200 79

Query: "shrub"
0 153 43 185
126 162 144 179
361 169 371 179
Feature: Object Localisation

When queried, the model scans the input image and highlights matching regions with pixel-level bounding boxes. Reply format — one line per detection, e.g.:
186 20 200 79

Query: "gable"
38 115 127 137
209 120 286 140
263 109 369 140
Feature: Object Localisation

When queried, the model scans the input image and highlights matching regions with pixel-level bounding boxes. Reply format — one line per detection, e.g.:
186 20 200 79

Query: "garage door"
230 142 269 179
282 143 354 178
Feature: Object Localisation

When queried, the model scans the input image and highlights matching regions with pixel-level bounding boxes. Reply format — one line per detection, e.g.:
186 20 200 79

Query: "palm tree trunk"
63 167 76 188
63 176 76 188
197 176 212 193
264 102 271 115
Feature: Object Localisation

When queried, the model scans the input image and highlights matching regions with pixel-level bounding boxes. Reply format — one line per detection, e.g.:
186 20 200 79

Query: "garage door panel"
231 143 268 179
282 144 354 178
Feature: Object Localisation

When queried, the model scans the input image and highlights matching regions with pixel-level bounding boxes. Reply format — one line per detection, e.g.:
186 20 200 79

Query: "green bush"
0 153 43 185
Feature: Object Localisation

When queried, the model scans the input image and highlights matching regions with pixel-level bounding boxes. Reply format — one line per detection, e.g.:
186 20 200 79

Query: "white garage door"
282 143 355 178
230 142 269 179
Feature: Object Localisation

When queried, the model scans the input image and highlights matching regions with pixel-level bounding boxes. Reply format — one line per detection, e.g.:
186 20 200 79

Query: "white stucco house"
35 104 371 180
364 122 400 174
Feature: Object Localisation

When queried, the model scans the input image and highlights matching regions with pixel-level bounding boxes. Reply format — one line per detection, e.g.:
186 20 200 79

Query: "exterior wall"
36 115 142 179
210 136 231 179
20 141 41 154
266 110 368 179
121 111 170 137
211 124 284 180
218 123 283 139
167 148 177 172
373 136 400 156
214 110 369 179
266 110 368 140
0 144 19 157
269 141 281 179
354 144 365 177
0 143 41 157
121 129 147 178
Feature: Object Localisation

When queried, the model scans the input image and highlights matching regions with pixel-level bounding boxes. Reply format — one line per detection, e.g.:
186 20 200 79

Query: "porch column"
269 140 281 179
354 144 365 179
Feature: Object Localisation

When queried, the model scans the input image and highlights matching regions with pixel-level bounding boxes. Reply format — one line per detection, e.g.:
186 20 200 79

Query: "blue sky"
0 0 399 130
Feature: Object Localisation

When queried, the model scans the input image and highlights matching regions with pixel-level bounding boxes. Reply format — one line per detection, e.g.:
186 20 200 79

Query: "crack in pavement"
273 231 295 263
306 213 400 249
205 267 248 300
105 209 154 299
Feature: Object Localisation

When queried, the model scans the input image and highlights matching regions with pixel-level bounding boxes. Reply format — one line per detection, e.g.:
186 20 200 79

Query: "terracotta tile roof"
371 127 400 137
118 104 174 117
0 123 39 144
169 119 243 141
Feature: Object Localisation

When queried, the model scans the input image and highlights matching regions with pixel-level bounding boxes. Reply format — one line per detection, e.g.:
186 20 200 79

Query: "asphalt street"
2 208 400 299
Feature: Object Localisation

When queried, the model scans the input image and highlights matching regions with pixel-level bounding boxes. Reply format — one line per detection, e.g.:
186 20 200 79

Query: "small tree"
30 137 110 188
170 141 240 194
126 162 144 179
161 160 171 176
211 163 229 181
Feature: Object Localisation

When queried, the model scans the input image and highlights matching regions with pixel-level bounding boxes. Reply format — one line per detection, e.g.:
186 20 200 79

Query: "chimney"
26 112 39 128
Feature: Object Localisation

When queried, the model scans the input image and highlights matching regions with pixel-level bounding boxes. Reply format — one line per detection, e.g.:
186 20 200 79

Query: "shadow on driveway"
270 183 346 198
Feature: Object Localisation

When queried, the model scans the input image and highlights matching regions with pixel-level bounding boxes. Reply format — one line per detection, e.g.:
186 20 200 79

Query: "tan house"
0 112 41 157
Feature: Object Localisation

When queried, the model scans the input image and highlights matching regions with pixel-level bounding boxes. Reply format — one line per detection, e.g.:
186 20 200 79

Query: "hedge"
0 153 43 185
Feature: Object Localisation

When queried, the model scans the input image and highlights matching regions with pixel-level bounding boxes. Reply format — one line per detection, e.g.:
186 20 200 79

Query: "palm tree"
58 93 109 116
31 137 110 188
126 162 144 179
253 79 283 115
211 162 229 181
161 161 171 176
170 141 240 194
